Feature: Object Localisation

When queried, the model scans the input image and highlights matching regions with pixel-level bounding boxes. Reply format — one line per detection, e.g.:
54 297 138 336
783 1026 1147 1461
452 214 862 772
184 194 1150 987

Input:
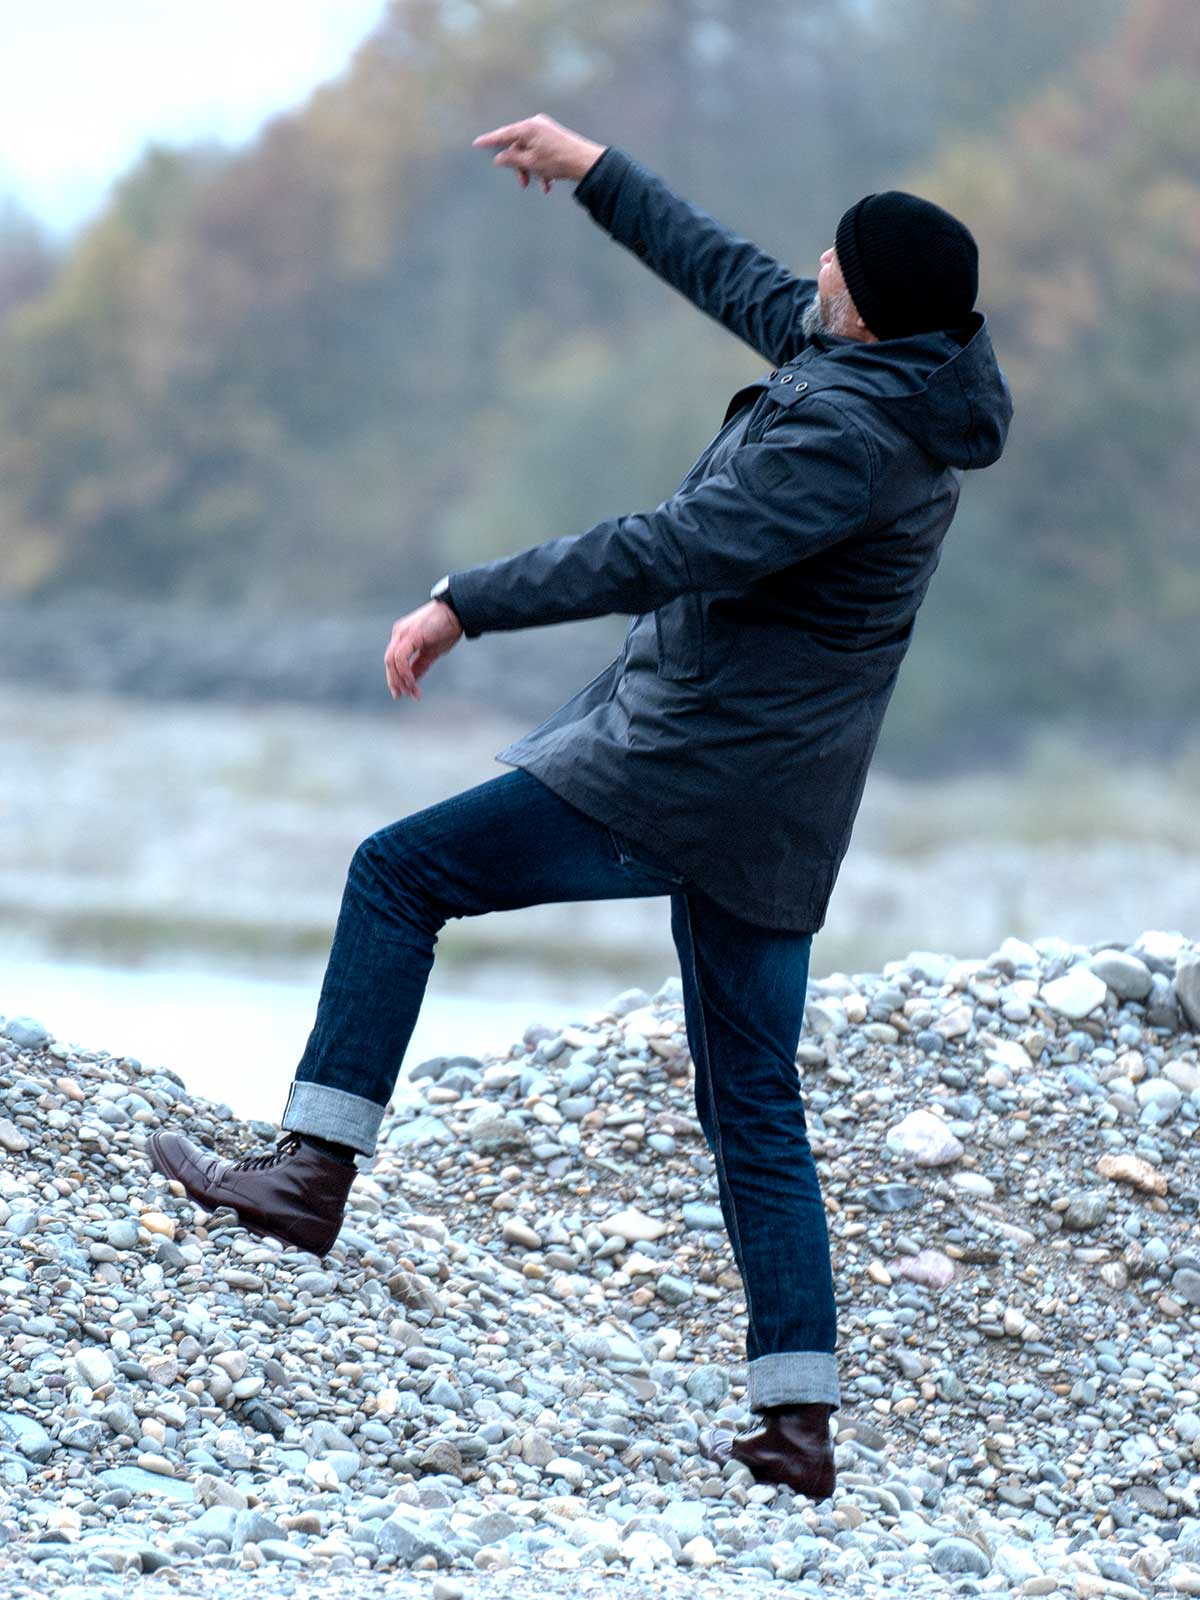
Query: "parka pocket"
654 592 705 681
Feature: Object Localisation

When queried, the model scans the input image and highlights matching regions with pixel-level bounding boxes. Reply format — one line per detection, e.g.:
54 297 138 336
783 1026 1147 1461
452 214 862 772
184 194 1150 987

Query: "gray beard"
801 287 854 339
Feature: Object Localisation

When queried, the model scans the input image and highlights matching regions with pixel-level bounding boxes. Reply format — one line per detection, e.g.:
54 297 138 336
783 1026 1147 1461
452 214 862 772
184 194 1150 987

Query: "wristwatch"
429 574 461 623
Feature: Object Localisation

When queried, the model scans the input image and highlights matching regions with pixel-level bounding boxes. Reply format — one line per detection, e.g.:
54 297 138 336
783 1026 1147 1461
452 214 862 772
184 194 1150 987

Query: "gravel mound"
2 930 1199 1600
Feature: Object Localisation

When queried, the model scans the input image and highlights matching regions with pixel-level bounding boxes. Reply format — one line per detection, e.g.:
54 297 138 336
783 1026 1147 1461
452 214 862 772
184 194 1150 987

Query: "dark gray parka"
446 146 1014 931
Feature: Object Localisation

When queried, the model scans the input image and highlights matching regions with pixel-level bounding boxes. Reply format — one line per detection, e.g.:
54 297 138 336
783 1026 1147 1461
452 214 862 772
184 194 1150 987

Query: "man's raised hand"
472 114 606 193
384 600 463 702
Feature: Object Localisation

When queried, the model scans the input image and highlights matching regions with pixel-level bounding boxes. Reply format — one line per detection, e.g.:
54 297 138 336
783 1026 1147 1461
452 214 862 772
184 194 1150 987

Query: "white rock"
501 1218 542 1250
1041 967 1107 1019
891 1249 956 1289
937 1005 974 1039
950 1172 996 1198
681 1535 721 1568
598 1208 672 1243
902 951 956 983
544 1456 586 1488
804 1000 848 1039
623 1251 657 1276
1136 1079 1182 1116
995 937 1040 969
1165 1059 1200 1093
623 1530 674 1569
1134 929 1188 966
885 1109 964 1167
812 972 857 997
74 1348 115 1390
618 1006 669 1038
985 1039 1033 1074
843 993 867 1024
0 1119 29 1154
945 958 987 988
519 1429 556 1467
992 1542 1044 1582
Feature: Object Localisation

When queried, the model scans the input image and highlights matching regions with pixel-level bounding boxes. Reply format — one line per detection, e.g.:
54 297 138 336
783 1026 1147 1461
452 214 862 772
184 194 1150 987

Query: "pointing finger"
473 123 525 147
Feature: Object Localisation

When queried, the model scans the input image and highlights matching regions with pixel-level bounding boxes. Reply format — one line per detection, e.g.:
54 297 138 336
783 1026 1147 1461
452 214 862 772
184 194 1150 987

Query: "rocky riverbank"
1 931 1199 1599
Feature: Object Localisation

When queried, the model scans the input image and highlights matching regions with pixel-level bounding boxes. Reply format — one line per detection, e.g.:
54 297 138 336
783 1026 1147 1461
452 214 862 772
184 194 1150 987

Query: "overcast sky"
0 1 387 236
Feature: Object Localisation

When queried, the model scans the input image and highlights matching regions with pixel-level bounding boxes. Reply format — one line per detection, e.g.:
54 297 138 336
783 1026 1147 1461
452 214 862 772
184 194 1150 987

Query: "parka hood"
804 312 1013 469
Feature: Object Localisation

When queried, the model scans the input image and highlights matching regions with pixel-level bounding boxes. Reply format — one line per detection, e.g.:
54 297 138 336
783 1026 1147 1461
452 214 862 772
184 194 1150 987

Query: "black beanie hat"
834 190 978 340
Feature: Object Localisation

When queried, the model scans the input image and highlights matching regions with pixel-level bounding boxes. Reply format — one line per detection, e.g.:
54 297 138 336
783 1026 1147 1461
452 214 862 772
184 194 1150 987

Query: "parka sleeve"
573 146 818 369
444 400 872 638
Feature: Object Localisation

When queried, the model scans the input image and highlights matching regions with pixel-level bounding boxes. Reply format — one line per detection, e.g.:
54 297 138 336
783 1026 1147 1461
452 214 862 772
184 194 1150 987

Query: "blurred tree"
0 0 1169 765
873 0 1127 145
879 0 1199 760
0 200 57 322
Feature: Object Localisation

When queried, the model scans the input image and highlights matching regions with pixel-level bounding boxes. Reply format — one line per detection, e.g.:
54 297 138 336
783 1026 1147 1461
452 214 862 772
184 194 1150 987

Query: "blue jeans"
281 767 839 1410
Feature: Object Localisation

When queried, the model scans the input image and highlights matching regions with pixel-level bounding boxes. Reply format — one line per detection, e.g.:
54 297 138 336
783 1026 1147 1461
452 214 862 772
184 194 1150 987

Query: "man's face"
817 244 847 307
803 244 875 342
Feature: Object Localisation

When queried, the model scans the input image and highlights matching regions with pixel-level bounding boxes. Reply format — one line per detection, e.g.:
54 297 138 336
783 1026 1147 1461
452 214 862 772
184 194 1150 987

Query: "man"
149 114 1012 1500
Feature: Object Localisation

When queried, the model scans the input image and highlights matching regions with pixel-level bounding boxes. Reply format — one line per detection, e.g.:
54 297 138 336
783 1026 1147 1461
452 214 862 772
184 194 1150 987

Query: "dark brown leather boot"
147 1129 355 1258
698 1402 836 1500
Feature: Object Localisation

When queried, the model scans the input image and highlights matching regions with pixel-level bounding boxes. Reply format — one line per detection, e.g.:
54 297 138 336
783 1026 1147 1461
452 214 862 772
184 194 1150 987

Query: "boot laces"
230 1131 304 1172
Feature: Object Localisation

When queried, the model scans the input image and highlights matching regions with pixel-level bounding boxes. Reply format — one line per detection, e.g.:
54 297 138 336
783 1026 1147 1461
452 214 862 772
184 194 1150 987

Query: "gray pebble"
929 1535 991 1576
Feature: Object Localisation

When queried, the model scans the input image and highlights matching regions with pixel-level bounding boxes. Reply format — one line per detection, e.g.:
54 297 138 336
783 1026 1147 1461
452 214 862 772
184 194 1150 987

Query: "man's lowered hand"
384 600 463 701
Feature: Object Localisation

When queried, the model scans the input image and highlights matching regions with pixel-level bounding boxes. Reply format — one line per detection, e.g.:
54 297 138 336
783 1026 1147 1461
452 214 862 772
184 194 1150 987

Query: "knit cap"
834 190 978 339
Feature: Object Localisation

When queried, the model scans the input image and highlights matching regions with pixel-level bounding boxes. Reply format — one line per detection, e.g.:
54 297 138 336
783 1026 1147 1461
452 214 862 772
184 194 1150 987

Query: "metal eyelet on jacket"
781 373 793 383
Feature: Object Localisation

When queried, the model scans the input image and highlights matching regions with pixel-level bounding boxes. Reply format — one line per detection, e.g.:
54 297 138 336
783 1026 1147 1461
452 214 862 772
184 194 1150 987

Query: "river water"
1 955 631 1125
3 683 1197 1132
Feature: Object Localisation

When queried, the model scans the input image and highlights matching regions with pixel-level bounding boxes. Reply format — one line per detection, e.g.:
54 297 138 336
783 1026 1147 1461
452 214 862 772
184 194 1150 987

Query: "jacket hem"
494 747 827 934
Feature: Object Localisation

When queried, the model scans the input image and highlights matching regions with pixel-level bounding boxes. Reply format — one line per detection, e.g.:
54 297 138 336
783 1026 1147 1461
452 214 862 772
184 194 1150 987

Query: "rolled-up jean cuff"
746 1352 841 1412
280 1080 385 1157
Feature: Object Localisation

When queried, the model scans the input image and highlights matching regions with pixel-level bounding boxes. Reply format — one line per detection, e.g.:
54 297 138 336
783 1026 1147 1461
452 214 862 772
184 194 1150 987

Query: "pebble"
930 1535 991 1576
890 1248 955 1289
681 1202 724 1231
500 1218 542 1250
859 1181 925 1212
73 1348 115 1389
598 1208 671 1243
1096 1151 1168 1195
3 1016 51 1049
684 1365 730 1407
1088 950 1154 1000
885 1108 964 1166
0 1117 30 1153
1 932 1199 1600
1062 1190 1108 1231
1042 966 1108 1018
1176 953 1200 1027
